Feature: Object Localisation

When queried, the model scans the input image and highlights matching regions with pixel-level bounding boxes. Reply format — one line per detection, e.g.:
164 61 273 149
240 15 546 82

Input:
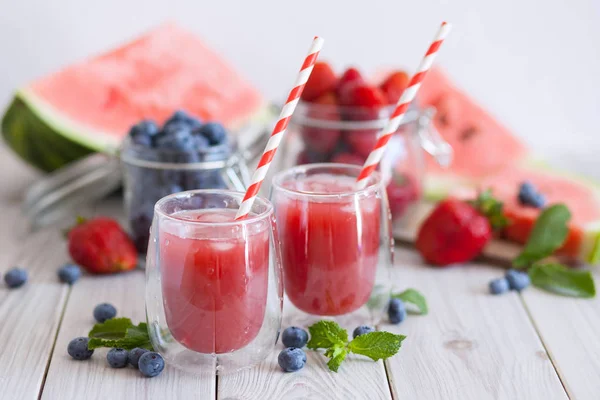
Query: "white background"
1 0 599 177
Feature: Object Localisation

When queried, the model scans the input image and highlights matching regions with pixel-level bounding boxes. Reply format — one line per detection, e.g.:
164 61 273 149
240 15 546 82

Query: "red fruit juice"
275 174 381 315
160 209 270 354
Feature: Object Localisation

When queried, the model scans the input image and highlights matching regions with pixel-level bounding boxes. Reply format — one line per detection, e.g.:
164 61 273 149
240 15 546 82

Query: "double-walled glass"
270 164 393 326
145 190 283 374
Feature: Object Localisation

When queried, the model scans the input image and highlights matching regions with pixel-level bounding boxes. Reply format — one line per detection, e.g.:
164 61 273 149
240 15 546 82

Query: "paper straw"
356 22 451 189
235 36 324 220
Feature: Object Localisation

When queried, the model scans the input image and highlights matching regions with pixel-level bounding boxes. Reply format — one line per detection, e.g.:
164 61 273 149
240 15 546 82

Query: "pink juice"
160 209 270 354
275 174 381 315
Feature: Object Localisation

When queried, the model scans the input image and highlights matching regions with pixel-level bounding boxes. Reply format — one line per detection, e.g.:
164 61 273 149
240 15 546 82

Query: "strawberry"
301 62 337 102
68 217 138 274
386 173 421 220
336 67 364 96
300 90 341 153
338 83 386 109
380 71 410 104
416 191 508 266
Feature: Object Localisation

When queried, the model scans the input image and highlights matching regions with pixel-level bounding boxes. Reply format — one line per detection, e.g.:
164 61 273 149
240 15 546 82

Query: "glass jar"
120 137 252 253
277 101 452 223
145 190 283 374
270 164 393 326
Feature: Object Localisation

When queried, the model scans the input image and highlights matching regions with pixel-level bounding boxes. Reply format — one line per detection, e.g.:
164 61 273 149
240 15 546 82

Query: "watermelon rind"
2 94 94 172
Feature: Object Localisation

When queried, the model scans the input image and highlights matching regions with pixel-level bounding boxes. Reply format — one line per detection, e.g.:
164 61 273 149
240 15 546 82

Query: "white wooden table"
1 144 599 400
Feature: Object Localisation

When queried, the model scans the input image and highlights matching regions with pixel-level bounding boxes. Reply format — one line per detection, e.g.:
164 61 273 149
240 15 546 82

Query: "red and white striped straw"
355 22 451 189
235 36 324 220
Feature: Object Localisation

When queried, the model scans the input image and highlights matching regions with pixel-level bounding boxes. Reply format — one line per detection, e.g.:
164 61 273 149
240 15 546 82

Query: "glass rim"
154 189 274 227
271 163 382 199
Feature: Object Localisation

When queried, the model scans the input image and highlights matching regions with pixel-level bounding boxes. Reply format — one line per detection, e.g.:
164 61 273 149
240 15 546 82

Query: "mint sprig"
513 204 571 267
307 321 406 372
529 263 596 298
392 288 428 315
88 318 152 350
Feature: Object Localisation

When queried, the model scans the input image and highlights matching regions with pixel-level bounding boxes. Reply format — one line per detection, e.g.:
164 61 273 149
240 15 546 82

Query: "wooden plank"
0 146 73 399
384 248 567 400
521 275 600 399
218 299 392 400
41 198 217 400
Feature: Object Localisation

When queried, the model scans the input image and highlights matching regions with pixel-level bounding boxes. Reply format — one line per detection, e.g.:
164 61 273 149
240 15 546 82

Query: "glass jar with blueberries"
121 110 252 253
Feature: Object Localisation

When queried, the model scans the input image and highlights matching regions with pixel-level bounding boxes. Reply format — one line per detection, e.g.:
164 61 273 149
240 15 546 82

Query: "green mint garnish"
513 204 571 268
308 321 406 372
347 331 405 361
529 263 596 298
307 320 348 349
468 189 509 229
88 317 151 350
392 288 428 315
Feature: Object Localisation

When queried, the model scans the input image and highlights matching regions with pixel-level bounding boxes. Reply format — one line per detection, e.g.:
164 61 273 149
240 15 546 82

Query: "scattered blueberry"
107 348 129 368
129 120 160 147
281 327 309 348
506 269 531 291
67 337 94 360
58 263 81 284
128 347 150 368
278 348 307 372
353 325 375 338
197 122 227 146
138 352 165 377
93 303 117 323
4 267 27 288
388 298 407 324
489 278 510 295
518 182 545 208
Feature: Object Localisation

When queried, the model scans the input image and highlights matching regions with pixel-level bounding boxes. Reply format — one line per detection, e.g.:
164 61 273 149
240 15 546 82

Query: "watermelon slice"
417 68 530 199
476 164 600 263
1 24 271 171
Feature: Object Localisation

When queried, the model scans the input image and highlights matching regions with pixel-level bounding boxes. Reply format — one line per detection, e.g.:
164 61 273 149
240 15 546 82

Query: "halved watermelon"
417 68 530 199
1 24 271 171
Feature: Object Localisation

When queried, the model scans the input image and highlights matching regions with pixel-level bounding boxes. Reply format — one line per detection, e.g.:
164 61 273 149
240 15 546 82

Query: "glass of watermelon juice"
271 164 393 326
145 189 283 374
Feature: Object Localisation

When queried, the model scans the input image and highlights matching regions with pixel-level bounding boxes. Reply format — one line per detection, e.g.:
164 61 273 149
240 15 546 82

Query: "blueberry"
518 182 546 208
197 122 228 146
128 347 150 368
352 325 375 338
506 269 531 291
67 337 94 360
107 348 129 368
489 278 510 295
281 327 309 348
162 110 202 134
138 352 165 377
4 267 27 288
130 210 153 254
278 348 307 372
388 298 407 324
58 263 81 284
93 303 117 323
129 120 160 147
155 126 196 152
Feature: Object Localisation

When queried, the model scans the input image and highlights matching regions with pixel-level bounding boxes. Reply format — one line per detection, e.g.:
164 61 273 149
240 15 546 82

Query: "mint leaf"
325 344 348 372
307 320 348 350
88 318 133 340
88 318 151 350
529 263 596 298
393 288 428 315
514 204 571 267
348 331 406 361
